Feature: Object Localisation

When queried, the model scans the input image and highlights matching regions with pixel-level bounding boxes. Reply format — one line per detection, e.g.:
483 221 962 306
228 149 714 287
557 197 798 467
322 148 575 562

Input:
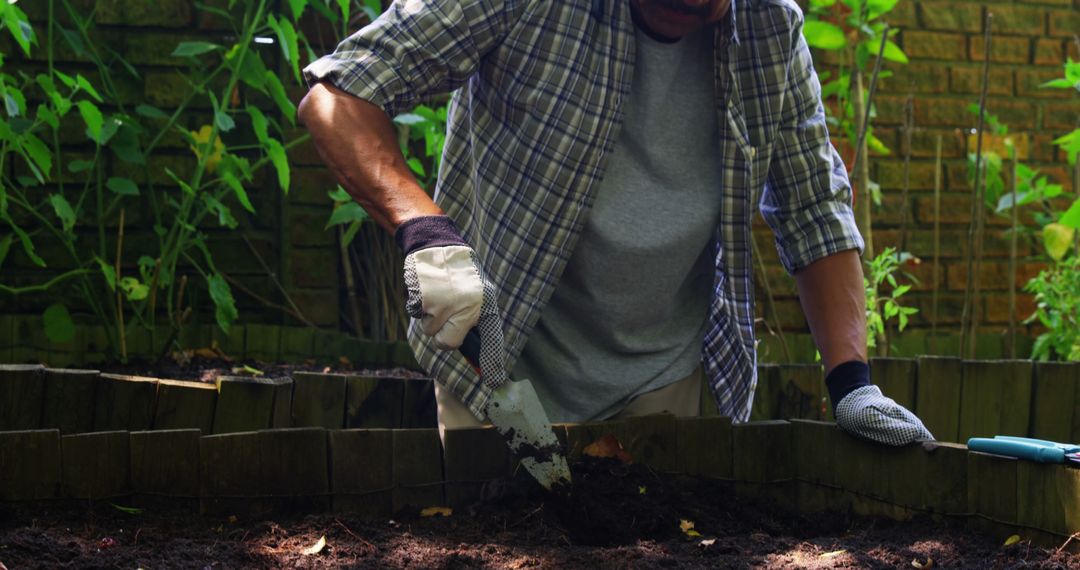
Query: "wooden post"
244 324 281 361
130 429 201 503
1029 362 1078 442
443 426 511 507
0 430 61 500
330 429 393 516
61 431 131 500
790 419 844 514
154 379 216 433
1016 462 1070 543
622 413 678 473
0 364 46 430
212 376 277 434
869 358 917 411
259 428 330 511
0 314 13 362
346 375 404 428
677 416 733 479
776 364 826 421
41 369 99 434
914 356 963 442
967 451 1019 538
93 374 158 432
833 431 892 517
270 376 295 429
921 441 968 515
882 443 926 519
199 431 262 516
958 360 1033 441
750 364 780 421
392 428 444 512
402 379 437 428
291 372 347 429
732 420 793 507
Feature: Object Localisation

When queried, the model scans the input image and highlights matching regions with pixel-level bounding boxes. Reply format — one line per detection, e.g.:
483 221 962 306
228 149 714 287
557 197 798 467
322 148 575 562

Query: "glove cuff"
394 215 467 255
826 360 871 413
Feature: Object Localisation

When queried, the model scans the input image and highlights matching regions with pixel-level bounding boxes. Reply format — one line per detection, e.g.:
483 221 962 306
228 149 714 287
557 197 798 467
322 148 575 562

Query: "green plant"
1024 256 1080 361
864 247 919 354
0 1 355 361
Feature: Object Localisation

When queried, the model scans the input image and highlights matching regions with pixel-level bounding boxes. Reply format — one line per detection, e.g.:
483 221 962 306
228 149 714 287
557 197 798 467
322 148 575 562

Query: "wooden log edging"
1 419 1077 550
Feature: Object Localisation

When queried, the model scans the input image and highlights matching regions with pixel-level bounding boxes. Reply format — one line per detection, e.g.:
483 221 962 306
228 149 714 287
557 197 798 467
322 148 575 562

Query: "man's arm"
794 249 866 375
298 83 442 234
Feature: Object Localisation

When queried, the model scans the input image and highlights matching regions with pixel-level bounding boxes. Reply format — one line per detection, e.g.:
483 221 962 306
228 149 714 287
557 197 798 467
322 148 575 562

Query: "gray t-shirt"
513 25 724 422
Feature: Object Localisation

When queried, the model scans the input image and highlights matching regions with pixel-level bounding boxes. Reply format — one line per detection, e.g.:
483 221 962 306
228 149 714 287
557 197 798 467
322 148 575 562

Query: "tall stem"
931 135 942 353
1008 148 1018 359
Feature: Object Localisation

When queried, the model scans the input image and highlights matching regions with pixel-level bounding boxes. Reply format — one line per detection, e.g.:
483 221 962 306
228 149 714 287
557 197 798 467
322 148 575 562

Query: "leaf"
265 138 290 192
582 434 633 463
76 100 103 143
328 185 351 202
43 303 75 343
301 535 326 556
0 234 12 271
1042 223 1075 261
325 202 369 229
1059 198 1080 229
189 125 225 173
119 276 149 301
10 222 45 267
20 132 52 180
231 364 265 376
881 41 908 64
264 71 296 124
208 273 238 333
171 41 222 57
803 20 846 51
679 519 702 538
266 15 300 82
202 193 237 229
68 159 94 173
1003 534 1021 546
75 74 103 103
638 486 647 495
110 503 143 515
49 194 76 233
420 506 452 517
1040 78 1077 89
247 106 269 143
286 0 308 21
95 256 117 290
214 110 236 133
3 4 34 56
135 104 169 119
106 177 140 196
221 171 255 213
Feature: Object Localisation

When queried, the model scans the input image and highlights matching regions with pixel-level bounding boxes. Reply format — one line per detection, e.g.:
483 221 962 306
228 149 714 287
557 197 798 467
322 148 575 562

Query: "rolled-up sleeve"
759 15 865 275
303 0 532 118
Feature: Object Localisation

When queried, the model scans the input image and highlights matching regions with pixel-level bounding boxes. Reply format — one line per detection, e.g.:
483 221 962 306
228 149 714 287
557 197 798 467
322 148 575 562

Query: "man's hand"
397 215 483 350
828 361 934 446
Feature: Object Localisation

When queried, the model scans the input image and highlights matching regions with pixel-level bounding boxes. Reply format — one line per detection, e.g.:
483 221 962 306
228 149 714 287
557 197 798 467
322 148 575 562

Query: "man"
299 0 934 445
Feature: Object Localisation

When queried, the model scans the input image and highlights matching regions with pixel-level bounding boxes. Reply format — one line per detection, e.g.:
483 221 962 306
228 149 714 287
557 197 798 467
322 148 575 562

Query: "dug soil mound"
2 456 1078 569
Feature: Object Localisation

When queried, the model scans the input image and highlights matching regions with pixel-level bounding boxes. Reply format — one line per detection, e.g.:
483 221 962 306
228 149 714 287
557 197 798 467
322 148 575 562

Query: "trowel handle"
459 328 482 371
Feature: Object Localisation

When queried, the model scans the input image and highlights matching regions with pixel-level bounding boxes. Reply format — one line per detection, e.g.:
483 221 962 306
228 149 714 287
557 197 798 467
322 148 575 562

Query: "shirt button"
748 147 757 159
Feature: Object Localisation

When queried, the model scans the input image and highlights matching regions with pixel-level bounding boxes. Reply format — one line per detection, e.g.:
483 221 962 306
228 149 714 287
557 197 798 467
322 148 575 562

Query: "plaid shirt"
304 0 864 422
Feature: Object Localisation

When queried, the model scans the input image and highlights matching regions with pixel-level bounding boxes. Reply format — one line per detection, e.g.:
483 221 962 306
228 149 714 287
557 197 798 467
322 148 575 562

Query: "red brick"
290 168 344 205
989 99 1040 130
287 207 337 248
1043 101 1080 131
1041 165 1075 192
916 97 978 128
880 63 951 94
984 294 1039 324
289 249 339 289
951 65 1015 96
918 2 985 33
888 0 920 28
874 95 911 126
913 293 966 325
901 128 968 159
96 0 193 27
970 36 1031 64
877 160 940 190
903 31 968 61
1018 0 1071 5
1033 38 1066 66
1031 134 1059 162
1047 9 1080 37
1016 68 1074 98
915 194 977 224
984 5 1046 36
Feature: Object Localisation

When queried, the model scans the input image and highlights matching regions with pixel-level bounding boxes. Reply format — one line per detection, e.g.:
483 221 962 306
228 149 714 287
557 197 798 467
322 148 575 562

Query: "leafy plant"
864 247 919 354
1024 256 1080 361
0 0 355 361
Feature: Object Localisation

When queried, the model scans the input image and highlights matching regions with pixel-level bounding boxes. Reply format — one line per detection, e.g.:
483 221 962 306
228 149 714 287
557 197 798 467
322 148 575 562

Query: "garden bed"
2 459 1077 570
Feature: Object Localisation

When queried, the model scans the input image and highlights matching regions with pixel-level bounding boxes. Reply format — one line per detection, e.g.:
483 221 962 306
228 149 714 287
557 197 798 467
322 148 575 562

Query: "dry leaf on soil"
679 519 702 538
302 535 327 556
420 507 453 517
1004 535 1021 546
582 434 633 463
912 557 934 568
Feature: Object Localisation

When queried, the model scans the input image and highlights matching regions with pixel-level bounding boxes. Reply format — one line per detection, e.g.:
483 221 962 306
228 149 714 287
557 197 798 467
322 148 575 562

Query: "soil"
2 457 1078 569
91 354 428 384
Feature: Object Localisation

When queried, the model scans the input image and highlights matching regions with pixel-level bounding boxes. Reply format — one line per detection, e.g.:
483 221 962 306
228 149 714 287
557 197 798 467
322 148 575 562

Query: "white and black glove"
829 361 935 446
396 215 483 350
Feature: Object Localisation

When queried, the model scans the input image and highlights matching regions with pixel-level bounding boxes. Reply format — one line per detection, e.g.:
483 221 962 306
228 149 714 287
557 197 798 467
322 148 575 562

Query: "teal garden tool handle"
967 438 1065 463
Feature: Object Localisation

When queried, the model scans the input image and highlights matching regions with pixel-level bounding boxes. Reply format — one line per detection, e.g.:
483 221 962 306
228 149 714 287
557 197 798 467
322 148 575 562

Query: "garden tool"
967 435 1080 466
459 326 572 491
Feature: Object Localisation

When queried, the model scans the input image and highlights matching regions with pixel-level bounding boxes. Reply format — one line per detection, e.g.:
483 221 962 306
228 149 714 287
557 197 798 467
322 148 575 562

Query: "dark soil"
91 354 428 384
2 457 1078 569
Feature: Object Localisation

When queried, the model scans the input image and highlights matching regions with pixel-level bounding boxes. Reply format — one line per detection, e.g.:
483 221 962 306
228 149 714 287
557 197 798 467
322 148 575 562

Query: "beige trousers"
435 365 704 440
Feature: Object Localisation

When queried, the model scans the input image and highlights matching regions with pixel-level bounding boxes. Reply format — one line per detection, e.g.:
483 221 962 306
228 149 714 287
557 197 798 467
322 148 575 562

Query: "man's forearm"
297 82 443 234
793 249 867 374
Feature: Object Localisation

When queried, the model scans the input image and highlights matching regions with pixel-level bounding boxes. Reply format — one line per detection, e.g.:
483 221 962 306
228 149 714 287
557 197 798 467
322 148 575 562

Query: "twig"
899 93 914 252
333 518 377 551
751 236 790 361
116 208 127 362
221 272 315 327
338 225 363 338
848 24 891 181
961 12 993 359
931 135 943 354
242 234 316 329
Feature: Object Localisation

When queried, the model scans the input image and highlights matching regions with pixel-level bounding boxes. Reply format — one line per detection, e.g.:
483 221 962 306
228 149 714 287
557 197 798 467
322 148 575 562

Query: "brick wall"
756 0 1079 349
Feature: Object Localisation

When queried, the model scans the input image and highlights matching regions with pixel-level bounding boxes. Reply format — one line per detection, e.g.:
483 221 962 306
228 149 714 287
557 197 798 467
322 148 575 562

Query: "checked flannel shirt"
304 0 865 422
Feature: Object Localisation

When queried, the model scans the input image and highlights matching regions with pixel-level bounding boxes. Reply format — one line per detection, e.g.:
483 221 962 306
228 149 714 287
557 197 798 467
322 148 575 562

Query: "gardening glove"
396 215 483 350
829 361 935 446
